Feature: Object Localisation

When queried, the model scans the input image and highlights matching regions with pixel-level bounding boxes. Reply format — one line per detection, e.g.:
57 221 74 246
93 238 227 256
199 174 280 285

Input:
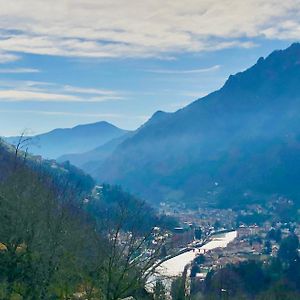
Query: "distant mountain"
0 138 95 197
94 43 300 208
4 121 129 159
58 133 132 173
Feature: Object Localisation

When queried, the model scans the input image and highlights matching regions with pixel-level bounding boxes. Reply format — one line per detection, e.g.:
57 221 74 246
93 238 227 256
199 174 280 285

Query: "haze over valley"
1 1 300 299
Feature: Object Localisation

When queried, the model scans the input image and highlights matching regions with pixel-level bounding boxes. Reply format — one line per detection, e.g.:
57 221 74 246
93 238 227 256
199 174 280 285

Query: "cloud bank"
0 81 124 102
0 0 299 60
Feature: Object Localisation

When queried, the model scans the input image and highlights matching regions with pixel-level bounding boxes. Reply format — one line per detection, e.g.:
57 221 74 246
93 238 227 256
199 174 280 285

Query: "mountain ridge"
4 120 129 159
57 132 132 172
93 43 300 208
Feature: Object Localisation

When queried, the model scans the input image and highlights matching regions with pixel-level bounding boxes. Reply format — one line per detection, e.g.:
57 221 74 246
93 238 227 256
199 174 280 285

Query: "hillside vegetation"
0 141 171 299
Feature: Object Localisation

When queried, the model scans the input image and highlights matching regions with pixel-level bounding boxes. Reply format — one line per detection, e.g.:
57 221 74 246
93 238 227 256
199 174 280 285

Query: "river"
156 230 237 277
146 230 237 293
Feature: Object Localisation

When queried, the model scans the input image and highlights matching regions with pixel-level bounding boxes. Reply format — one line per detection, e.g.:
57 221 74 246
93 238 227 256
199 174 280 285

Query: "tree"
190 265 200 278
214 221 221 230
171 276 187 300
267 228 281 243
234 261 266 296
0 147 168 300
264 240 272 255
278 235 299 264
257 281 300 300
194 254 205 265
160 245 167 258
286 257 300 290
208 268 243 299
0 162 105 299
95 193 167 300
153 280 167 300
194 228 202 240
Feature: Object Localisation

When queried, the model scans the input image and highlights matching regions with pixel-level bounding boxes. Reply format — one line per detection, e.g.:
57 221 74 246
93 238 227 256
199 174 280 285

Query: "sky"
0 0 299 136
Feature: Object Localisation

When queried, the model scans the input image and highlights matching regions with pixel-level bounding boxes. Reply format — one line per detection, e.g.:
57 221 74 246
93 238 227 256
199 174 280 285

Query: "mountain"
0 138 95 197
4 121 128 159
94 43 300 208
57 132 132 173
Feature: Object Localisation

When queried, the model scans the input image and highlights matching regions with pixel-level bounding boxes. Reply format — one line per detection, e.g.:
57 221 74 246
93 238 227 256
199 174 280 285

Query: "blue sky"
0 1 298 135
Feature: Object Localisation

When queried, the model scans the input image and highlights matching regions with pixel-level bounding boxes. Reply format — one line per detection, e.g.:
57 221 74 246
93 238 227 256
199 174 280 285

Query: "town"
146 196 300 297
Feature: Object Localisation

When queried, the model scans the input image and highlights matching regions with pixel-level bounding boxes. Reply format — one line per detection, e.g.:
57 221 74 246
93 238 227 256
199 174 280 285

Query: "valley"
2 42 300 299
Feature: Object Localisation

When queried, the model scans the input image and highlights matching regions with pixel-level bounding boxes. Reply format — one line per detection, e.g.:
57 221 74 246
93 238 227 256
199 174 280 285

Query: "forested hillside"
0 140 172 299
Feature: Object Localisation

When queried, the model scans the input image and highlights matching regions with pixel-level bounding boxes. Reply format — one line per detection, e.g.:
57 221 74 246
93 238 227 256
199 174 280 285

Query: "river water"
146 230 237 293
157 230 237 277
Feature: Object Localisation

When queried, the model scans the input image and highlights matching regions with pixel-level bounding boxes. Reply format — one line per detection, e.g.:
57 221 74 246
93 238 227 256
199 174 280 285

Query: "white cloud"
0 68 39 73
0 89 123 102
63 85 119 96
0 80 124 102
146 65 220 74
0 51 20 63
0 0 299 59
0 90 80 102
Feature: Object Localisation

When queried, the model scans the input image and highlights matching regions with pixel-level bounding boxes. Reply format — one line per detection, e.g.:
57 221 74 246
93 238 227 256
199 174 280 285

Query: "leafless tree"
98 198 167 300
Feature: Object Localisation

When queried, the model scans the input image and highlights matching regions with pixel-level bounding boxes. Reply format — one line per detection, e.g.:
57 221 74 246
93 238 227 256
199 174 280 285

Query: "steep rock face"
95 43 300 207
